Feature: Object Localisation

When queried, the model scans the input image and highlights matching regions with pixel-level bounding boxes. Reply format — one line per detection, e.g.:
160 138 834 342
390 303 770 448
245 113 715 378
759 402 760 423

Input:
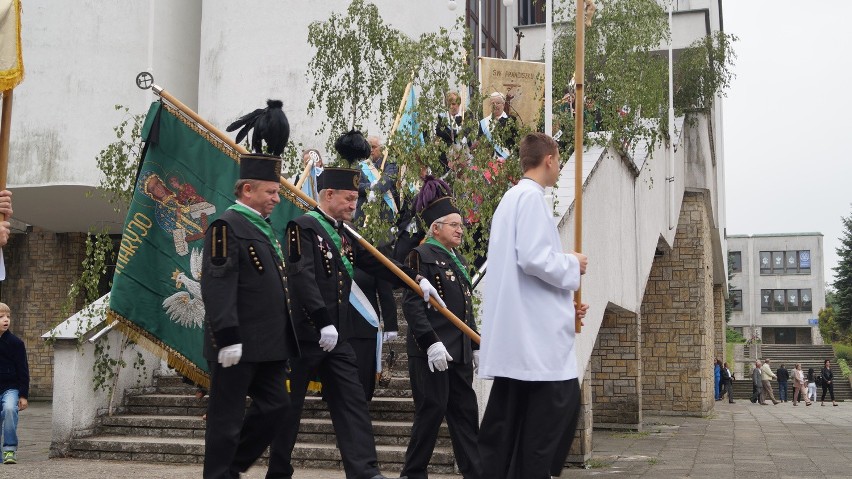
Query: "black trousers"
266 341 380 479
478 377 581 479
822 382 836 401
349 337 377 402
720 379 734 403
204 360 289 479
402 357 481 479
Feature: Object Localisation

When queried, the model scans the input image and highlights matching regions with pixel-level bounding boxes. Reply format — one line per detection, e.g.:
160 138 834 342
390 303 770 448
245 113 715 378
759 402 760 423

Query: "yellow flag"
0 0 24 91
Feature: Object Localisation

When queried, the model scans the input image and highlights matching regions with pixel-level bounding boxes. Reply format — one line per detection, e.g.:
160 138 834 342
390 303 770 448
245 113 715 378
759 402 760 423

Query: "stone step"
69 435 457 472
97 415 450 447
296 418 452 447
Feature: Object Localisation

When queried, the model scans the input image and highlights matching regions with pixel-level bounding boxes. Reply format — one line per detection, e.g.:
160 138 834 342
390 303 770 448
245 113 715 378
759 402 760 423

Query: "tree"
551 0 736 154
833 206 852 330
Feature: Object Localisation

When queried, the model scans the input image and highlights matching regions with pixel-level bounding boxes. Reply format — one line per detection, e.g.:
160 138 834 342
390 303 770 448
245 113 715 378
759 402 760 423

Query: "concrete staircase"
732 344 852 401
69 316 459 474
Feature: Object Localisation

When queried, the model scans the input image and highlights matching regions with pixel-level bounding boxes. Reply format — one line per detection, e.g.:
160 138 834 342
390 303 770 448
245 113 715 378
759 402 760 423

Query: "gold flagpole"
381 77 414 172
151 85 481 344
573 0 593 334
0 89 12 197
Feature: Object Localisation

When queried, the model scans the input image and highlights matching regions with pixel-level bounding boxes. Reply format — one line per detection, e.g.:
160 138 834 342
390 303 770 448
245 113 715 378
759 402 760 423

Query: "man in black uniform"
400 179 481 479
202 154 299 479
266 130 444 479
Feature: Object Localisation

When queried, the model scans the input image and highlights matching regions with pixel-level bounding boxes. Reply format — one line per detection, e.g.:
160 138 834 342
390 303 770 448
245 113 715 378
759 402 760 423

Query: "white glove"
367 190 377 203
472 350 480 374
382 331 398 343
426 342 453 372
319 325 339 352
218 344 242 368
419 278 447 309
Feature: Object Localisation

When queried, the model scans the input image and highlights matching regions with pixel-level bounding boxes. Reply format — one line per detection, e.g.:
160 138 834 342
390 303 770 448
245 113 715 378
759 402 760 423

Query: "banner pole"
573 0 587 334
151 85 480 344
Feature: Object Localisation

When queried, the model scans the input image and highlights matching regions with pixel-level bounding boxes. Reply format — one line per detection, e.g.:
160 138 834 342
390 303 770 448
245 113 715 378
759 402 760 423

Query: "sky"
722 0 852 285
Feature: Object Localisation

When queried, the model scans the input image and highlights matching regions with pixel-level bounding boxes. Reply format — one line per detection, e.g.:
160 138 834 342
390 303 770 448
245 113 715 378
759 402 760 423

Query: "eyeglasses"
435 221 465 230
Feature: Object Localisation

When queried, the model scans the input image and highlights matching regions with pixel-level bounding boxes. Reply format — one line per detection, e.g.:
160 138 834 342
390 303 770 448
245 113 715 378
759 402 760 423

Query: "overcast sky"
722 0 852 285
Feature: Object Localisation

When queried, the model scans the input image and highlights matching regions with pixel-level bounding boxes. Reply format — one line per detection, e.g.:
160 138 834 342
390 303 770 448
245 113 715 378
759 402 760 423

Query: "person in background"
0 302 28 465
791 363 810 406
720 362 734 404
776 363 789 403
751 360 763 404
760 359 780 405
713 358 721 401
821 359 838 407
806 367 817 404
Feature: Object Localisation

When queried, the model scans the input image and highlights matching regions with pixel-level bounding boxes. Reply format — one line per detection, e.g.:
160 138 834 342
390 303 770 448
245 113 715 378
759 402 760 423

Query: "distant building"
727 233 826 344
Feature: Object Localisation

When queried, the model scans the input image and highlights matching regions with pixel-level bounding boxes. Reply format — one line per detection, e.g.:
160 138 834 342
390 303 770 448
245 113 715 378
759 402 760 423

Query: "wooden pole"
152 86 481 344
0 89 13 198
573 0 586 334
294 161 313 190
381 79 414 172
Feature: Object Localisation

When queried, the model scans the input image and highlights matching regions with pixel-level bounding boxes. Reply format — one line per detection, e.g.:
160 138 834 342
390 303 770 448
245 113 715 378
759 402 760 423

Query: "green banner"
107 101 305 386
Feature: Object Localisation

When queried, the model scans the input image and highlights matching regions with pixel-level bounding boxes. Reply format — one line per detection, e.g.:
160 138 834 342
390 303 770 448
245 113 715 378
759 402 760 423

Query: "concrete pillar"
640 192 715 416
591 308 642 429
567 368 593 463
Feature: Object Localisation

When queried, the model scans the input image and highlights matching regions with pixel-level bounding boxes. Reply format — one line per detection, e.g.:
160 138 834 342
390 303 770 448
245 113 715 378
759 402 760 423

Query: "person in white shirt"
0 190 13 280
477 132 589 479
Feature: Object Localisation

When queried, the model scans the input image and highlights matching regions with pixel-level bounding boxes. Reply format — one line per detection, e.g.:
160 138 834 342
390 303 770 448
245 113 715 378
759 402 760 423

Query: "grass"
834 343 852 362
586 458 611 469
611 430 650 439
726 342 735 366
648 458 659 465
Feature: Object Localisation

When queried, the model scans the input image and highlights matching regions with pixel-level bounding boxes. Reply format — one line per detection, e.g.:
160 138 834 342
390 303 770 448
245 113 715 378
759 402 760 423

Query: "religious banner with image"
107 101 305 386
478 57 546 127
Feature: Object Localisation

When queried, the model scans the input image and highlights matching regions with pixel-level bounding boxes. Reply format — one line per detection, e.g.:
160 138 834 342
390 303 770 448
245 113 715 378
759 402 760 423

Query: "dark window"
801 289 812 312
771 252 784 273
787 289 799 312
760 249 814 275
730 251 742 273
798 250 811 274
518 0 546 26
467 0 506 59
730 289 743 311
760 288 813 313
97 235 123 297
759 251 771 274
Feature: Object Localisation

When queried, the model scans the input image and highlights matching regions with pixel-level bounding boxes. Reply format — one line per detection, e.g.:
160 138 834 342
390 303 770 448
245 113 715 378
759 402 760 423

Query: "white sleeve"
514 192 580 291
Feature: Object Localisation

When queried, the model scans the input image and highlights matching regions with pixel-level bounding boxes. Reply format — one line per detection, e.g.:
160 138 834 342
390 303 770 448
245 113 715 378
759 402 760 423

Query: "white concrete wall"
9 0 201 232
49 333 158 456
197 0 461 161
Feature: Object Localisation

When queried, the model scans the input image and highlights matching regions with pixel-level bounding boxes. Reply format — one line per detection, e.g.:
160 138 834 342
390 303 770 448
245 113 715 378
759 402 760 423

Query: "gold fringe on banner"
105 309 210 389
0 0 24 91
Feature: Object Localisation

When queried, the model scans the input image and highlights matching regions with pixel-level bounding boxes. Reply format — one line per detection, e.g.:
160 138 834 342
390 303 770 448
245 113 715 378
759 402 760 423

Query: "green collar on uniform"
306 210 354 279
425 237 471 285
227 203 284 261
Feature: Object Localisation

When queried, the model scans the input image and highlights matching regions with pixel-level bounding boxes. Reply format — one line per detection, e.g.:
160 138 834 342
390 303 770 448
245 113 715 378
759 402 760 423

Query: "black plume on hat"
334 129 371 166
226 99 290 156
415 176 452 213
416 176 459 227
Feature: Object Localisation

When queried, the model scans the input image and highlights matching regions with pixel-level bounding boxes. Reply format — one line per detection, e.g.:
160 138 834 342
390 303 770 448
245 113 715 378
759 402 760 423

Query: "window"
729 251 742 273
467 0 507 59
518 0 546 26
759 249 813 275
730 289 743 311
759 251 771 274
760 288 813 312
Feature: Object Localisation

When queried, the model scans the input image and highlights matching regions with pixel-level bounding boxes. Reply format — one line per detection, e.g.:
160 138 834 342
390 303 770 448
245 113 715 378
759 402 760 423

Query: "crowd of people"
714 357 841 407
199 87 590 479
